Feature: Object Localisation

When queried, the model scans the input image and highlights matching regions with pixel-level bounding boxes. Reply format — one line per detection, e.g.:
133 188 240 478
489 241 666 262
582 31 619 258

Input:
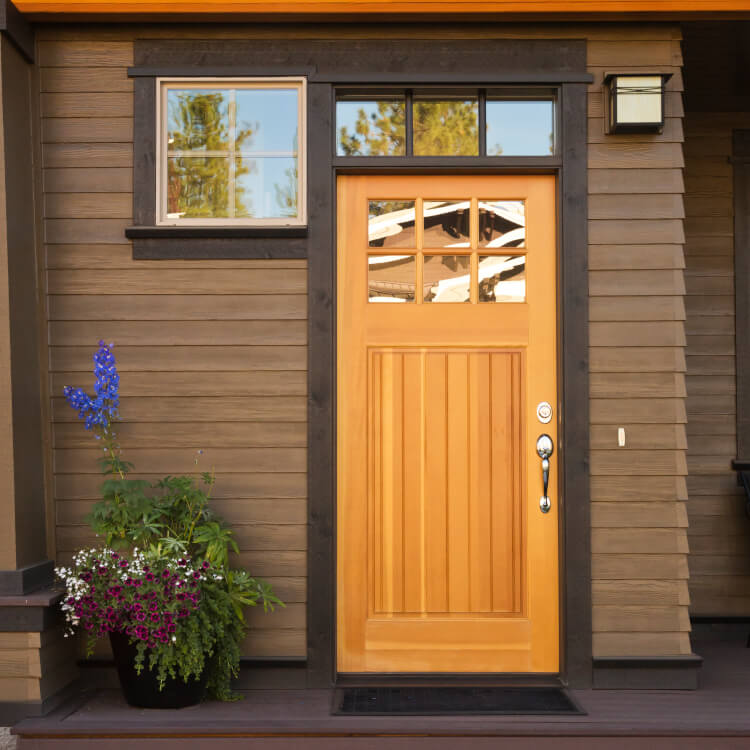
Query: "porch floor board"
13 627 750 747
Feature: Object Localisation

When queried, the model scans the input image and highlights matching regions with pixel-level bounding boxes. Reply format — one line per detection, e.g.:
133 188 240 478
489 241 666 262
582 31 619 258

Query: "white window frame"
156 77 307 227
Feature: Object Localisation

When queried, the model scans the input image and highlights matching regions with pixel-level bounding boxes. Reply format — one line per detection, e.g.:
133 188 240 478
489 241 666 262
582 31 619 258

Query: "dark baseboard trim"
0 0 34 63
0 587 63 631
335 673 564 688
0 678 81 726
0 560 55 596
592 655 703 690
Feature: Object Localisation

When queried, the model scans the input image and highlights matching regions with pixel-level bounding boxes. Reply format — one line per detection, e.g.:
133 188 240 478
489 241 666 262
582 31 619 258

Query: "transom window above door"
367 198 527 303
336 89 556 157
157 78 306 226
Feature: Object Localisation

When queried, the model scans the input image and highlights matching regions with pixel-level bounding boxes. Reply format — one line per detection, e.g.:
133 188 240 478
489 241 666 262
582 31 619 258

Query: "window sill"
127 226 308 260
126 226 308 239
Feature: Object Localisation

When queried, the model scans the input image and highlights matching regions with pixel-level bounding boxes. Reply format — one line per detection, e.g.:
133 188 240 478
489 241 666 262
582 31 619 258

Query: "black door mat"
333 686 585 716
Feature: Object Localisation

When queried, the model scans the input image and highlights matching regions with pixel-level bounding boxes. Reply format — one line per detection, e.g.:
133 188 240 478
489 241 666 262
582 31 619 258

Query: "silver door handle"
536 434 554 513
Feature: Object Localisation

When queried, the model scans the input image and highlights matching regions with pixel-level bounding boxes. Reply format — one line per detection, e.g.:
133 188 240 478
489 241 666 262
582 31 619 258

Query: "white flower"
172 636 176 643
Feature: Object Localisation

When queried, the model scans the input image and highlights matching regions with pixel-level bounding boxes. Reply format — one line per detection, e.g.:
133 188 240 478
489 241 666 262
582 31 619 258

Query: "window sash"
157 77 306 226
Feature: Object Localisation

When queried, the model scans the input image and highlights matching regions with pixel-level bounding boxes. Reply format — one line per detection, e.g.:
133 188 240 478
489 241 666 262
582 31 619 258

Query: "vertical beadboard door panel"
337 174 558 673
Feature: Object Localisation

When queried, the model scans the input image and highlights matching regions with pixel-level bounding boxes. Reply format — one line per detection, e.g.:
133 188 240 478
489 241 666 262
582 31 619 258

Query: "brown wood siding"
36 22 689 660
588 31 690 657
39 36 307 657
683 110 750 617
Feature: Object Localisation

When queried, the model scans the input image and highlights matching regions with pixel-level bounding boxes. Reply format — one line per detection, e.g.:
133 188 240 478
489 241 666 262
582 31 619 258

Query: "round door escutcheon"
536 401 553 424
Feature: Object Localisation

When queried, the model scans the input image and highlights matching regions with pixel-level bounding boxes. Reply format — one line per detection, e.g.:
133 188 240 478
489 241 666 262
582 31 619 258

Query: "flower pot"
109 631 208 709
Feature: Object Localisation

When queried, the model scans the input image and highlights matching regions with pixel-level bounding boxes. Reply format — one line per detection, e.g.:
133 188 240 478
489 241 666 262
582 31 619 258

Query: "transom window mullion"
228 88 236 219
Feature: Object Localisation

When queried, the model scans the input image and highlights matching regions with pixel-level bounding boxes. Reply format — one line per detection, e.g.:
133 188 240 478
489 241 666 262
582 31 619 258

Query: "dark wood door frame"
309 81 591 690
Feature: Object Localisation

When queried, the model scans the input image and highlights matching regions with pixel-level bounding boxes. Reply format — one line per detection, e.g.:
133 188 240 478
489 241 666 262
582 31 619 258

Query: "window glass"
478 255 526 302
423 200 471 248
478 200 525 248
167 156 230 218
235 157 298 219
486 100 555 156
167 89 230 151
423 255 471 303
236 88 298 154
162 81 304 224
368 200 416 248
368 255 416 302
337 98 406 156
413 99 479 156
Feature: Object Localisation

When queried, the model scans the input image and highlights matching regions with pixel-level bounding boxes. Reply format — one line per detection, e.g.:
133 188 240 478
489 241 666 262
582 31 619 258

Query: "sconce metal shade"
604 73 672 133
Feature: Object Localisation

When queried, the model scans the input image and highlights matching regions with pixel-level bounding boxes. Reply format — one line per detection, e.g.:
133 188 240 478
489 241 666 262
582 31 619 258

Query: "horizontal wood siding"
588 29 690 657
683 109 750 617
39 35 307 657
35 22 692 664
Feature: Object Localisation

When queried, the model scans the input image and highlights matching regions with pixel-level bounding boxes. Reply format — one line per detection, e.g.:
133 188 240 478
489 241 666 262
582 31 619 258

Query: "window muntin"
158 78 306 226
367 198 527 304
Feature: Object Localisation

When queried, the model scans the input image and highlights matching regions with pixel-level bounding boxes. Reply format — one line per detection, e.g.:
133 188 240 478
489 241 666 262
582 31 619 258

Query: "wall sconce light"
603 73 672 134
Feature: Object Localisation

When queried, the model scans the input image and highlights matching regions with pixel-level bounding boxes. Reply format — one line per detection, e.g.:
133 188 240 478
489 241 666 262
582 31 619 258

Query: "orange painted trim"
13 0 750 13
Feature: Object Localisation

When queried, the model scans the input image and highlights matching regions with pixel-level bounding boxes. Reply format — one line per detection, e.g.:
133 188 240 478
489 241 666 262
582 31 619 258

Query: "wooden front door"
337 174 558 674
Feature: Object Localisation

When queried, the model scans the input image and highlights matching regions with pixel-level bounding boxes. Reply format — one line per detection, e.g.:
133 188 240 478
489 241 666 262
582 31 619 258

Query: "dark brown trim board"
0 560 55 596
0 35 51 585
559 81 592 689
592 656 703 690
0 0 33 63
130 36 594 689
734 130 750 463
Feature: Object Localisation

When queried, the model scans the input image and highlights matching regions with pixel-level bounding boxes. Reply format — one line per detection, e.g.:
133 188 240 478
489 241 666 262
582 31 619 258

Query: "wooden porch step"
14 737 750 749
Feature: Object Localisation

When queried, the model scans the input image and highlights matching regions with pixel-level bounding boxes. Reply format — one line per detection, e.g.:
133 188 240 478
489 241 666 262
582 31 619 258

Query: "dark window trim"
128 66 593 85
130 38 591 259
734 130 750 463
132 37 592 690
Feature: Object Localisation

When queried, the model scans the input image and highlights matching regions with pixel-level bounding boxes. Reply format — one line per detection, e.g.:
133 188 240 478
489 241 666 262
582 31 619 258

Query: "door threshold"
335 673 564 688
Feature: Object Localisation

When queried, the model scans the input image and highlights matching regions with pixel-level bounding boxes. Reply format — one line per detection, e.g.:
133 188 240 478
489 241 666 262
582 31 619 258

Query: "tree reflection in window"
165 86 300 221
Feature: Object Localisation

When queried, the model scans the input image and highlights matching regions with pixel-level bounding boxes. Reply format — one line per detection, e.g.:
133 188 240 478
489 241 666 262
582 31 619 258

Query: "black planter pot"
109 631 209 709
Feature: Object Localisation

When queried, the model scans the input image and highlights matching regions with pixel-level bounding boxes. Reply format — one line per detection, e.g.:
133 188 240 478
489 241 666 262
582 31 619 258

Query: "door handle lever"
536 434 554 513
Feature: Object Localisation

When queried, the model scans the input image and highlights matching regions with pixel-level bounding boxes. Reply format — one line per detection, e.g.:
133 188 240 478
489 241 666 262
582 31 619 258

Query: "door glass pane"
368 200 416 248
167 156 230 218
478 200 526 248
235 157 298 219
423 200 471 249
235 88 299 154
413 99 479 156
337 98 406 156
167 89 230 151
478 255 526 302
486 100 555 156
368 255 416 302
423 255 471 303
